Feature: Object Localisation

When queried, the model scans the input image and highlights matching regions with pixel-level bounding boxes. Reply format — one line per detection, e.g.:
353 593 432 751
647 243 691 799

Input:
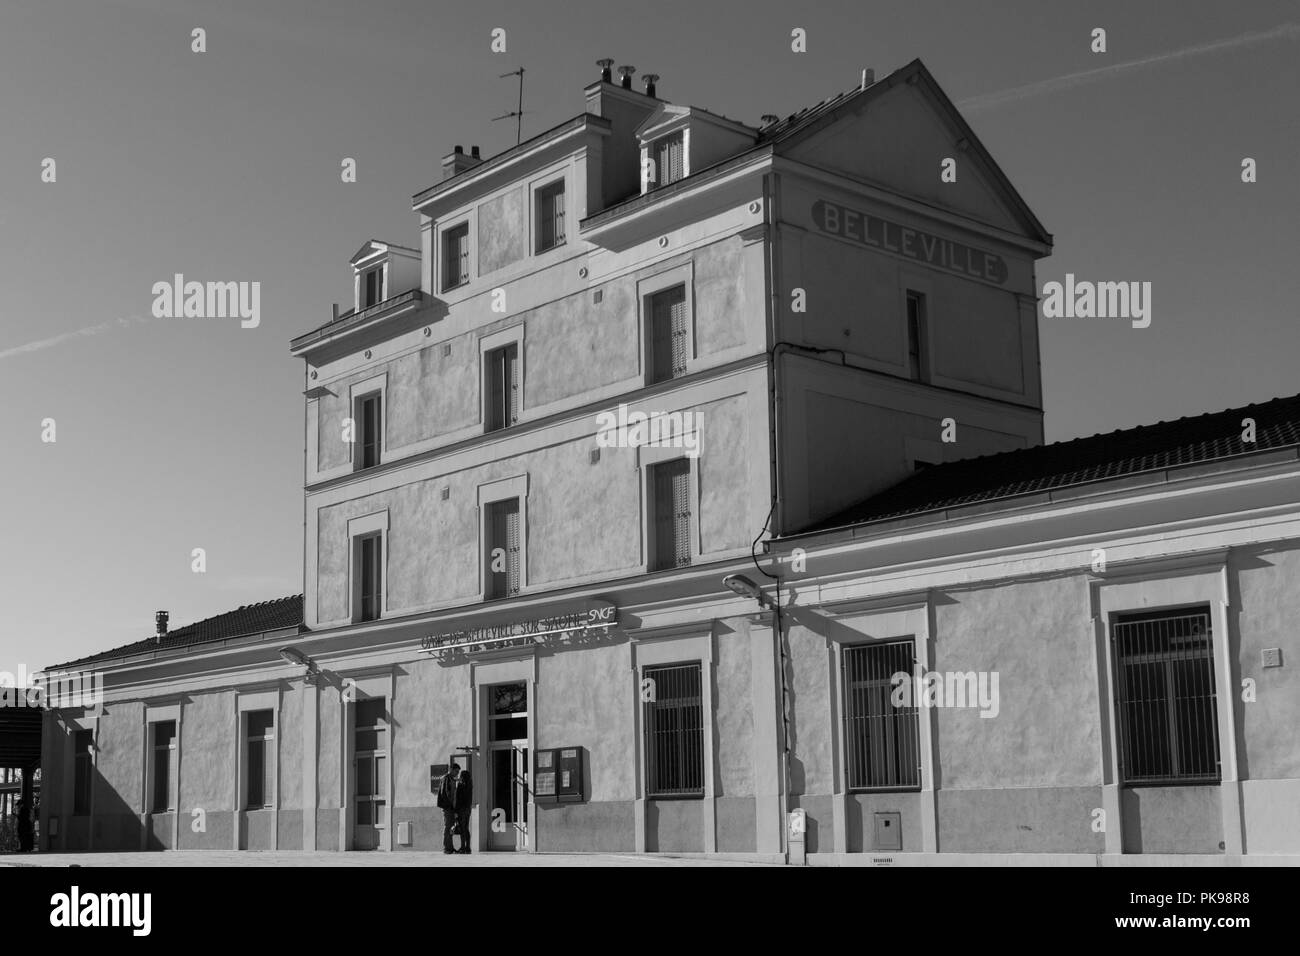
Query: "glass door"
486 683 528 851
353 697 387 850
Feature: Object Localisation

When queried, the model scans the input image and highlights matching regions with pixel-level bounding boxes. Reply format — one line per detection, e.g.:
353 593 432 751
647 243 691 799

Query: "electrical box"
787 809 806 866
535 747 585 803
873 811 902 851
397 821 412 846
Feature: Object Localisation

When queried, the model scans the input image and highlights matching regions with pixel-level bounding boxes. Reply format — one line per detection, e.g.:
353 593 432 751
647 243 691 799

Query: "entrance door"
353 697 387 850
486 682 528 851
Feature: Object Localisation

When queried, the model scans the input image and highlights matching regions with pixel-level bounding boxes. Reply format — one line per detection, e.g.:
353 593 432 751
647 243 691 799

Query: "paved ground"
1 850 776 867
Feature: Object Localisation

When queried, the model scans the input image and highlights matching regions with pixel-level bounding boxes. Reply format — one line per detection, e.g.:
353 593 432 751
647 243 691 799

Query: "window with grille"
245 710 275 809
906 291 928 382
73 730 93 815
485 343 520 431
363 267 383 308
536 180 566 252
650 458 691 571
653 133 685 187
150 721 177 812
643 662 704 798
442 223 469 291
843 641 921 791
1112 607 1220 786
649 284 688 383
356 392 381 469
356 533 382 622
485 498 521 599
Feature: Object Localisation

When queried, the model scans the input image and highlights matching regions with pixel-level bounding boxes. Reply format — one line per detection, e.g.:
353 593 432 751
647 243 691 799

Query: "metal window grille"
644 663 704 797
359 393 381 468
443 224 469 290
358 534 382 622
246 710 274 809
537 181 565 251
152 721 176 812
73 730 93 815
649 285 688 382
1112 608 1220 786
651 458 691 571
843 641 921 791
486 344 519 431
486 498 521 599
654 133 684 186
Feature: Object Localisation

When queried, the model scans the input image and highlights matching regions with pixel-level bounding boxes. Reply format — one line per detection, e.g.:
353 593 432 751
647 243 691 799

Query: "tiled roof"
53 595 304 669
756 85 869 144
802 393 1300 533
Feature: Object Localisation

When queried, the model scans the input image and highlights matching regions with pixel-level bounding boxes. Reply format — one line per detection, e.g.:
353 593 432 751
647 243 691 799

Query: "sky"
1 0 1297 672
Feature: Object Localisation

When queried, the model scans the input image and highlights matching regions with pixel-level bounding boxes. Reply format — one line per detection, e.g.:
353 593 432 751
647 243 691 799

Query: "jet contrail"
958 22 1299 113
0 315 153 361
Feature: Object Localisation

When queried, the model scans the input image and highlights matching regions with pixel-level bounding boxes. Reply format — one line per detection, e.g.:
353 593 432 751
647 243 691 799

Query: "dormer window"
362 267 383 309
443 223 470 291
652 132 685 187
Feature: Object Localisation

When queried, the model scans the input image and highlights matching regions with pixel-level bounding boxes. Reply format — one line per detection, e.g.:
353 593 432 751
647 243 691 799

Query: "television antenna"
493 67 526 145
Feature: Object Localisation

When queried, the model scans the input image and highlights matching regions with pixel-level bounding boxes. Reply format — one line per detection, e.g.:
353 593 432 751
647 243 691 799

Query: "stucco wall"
391 657 471 810
537 642 634 802
714 621 754 798
180 691 233 815
478 187 525 275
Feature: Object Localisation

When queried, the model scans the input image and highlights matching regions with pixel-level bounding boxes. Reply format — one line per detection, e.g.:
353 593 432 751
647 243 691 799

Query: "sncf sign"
811 199 1008 285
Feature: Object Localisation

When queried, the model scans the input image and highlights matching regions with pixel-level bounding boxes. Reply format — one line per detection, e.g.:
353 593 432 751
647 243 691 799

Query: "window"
442 223 469 291
73 730 93 815
1112 608 1220 786
485 498 521 599
245 710 275 809
485 343 520 431
535 180 566 252
652 133 685 187
649 284 689 383
643 663 704 797
843 641 921 791
356 392 381 469
356 533 382 622
150 721 177 813
363 267 383 309
354 698 388 830
649 458 691 571
906 291 928 381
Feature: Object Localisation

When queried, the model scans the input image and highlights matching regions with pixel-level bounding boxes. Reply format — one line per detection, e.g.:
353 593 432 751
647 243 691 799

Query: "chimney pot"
454 144 463 154
155 610 169 641
471 145 480 158
642 73 659 98
597 58 614 83
618 65 635 89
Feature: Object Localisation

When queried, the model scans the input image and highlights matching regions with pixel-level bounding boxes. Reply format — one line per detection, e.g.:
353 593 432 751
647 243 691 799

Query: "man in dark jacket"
437 764 460 854
454 770 473 854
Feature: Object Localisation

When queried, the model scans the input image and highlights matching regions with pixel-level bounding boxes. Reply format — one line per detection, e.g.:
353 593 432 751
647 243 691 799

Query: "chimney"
597 58 614 83
471 145 480 159
617 65 635 89
441 144 484 181
155 610 169 642
641 73 659 98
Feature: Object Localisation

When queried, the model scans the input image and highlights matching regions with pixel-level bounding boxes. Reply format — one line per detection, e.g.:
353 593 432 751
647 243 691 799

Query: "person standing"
438 764 461 855
454 769 473 854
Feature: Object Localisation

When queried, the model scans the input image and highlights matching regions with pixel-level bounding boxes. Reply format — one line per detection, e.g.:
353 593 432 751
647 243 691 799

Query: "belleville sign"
811 199 1008 285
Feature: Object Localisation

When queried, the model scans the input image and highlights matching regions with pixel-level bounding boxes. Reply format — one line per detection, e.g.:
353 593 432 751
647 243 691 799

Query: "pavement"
1 849 778 867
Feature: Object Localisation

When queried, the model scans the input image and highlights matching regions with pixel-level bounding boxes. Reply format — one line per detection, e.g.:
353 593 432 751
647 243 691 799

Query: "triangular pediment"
778 61 1050 245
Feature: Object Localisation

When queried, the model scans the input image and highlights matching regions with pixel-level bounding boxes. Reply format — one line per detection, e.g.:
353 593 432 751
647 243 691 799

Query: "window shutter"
652 459 691 570
650 285 687 382
551 186 565 243
506 344 519 425
505 501 520 595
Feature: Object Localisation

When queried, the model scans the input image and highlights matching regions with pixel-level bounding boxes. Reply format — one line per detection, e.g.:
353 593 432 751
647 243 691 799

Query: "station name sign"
811 199 1008 285
421 600 618 654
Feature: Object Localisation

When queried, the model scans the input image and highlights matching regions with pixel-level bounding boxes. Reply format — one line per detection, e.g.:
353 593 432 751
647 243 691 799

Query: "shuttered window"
843 641 921 791
649 284 689 383
358 533 382 622
485 499 521 599
485 343 520 431
536 181 566 252
650 458 691 571
1112 608 1220 786
653 133 685 187
357 392 381 469
442 223 469 290
643 663 704 797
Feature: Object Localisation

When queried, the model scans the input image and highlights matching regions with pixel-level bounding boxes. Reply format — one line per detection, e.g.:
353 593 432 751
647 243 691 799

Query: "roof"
52 595 304 669
801 392 1300 534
